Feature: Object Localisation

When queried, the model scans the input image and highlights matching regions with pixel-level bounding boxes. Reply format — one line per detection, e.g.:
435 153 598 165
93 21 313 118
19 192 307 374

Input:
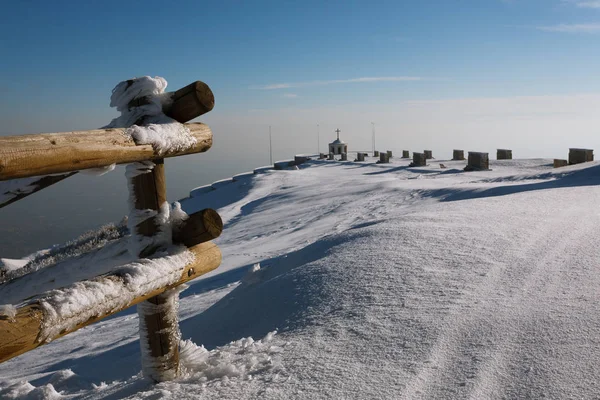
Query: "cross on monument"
335 128 341 140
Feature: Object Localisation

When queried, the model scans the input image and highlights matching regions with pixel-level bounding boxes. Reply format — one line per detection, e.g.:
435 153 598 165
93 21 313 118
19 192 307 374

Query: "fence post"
130 158 180 382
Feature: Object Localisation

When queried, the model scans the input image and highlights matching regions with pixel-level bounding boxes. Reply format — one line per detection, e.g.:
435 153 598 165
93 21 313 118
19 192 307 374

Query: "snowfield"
1 156 600 399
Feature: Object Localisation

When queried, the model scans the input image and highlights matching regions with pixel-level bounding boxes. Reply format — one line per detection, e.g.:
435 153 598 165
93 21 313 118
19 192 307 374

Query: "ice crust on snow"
177 331 284 382
0 381 62 400
0 177 42 205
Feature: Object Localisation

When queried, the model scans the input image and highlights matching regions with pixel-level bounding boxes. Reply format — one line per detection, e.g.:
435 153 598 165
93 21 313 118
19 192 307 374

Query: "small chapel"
329 129 348 155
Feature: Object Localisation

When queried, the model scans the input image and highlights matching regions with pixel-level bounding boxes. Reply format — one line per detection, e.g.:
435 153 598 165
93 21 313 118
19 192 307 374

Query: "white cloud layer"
538 23 600 33
574 1 600 8
252 76 422 90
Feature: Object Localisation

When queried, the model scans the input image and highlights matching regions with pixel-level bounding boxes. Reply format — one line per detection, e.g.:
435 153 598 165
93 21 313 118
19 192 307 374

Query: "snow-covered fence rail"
0 241 221 364
0 123 212 181
0 80 214 206
0 78 224 383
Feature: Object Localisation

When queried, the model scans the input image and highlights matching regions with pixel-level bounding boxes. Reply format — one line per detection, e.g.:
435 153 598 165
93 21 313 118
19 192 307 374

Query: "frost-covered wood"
0 172 76 209
0 123 212 181
0 241 221 364
172 208 223 248
160 81 214 124
128 158 182 380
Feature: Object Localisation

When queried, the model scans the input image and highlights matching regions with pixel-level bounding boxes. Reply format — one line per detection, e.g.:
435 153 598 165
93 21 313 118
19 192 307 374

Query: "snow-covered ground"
1 156 600 399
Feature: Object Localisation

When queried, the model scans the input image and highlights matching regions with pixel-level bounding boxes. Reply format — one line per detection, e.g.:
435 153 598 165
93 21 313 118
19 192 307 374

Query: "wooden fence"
0 80 222 382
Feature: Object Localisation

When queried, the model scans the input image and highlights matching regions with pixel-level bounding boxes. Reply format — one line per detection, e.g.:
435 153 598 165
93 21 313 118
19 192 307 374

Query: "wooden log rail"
0 78 223 382
0 80 214 208
0 123 212 181
0 241 221 364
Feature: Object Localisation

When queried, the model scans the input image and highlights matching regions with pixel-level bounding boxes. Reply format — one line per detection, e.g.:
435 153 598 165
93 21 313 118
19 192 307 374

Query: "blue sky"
1 0 600 158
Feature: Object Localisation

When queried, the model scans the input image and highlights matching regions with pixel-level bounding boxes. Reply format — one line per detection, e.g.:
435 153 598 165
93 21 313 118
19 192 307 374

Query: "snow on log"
0 123 212 181
0 172 76 209
127 81 215 125
0 241 221 364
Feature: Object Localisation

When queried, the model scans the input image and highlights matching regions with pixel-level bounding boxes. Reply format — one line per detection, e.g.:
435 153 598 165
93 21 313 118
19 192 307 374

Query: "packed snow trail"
1 158 599 399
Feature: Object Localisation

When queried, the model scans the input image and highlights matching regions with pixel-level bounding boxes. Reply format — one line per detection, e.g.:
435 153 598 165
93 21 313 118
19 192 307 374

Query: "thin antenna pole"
269 125 273 164
371 122 375 154
317 124 320 154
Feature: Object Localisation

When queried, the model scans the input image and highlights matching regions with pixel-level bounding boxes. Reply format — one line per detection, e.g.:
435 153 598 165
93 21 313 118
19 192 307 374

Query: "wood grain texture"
127 80 215 124
0 123 212 181
163 81 215 123
0 241 221 364
172 208 223 248
129 157 181 380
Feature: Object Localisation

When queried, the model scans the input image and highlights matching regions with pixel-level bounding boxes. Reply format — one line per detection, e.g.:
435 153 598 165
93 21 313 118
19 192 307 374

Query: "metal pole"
371 122 375 154
269 125 273 165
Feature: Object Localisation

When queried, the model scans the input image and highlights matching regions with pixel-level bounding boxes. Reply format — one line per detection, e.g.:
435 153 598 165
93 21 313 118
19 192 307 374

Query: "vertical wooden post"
130 159 180 382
